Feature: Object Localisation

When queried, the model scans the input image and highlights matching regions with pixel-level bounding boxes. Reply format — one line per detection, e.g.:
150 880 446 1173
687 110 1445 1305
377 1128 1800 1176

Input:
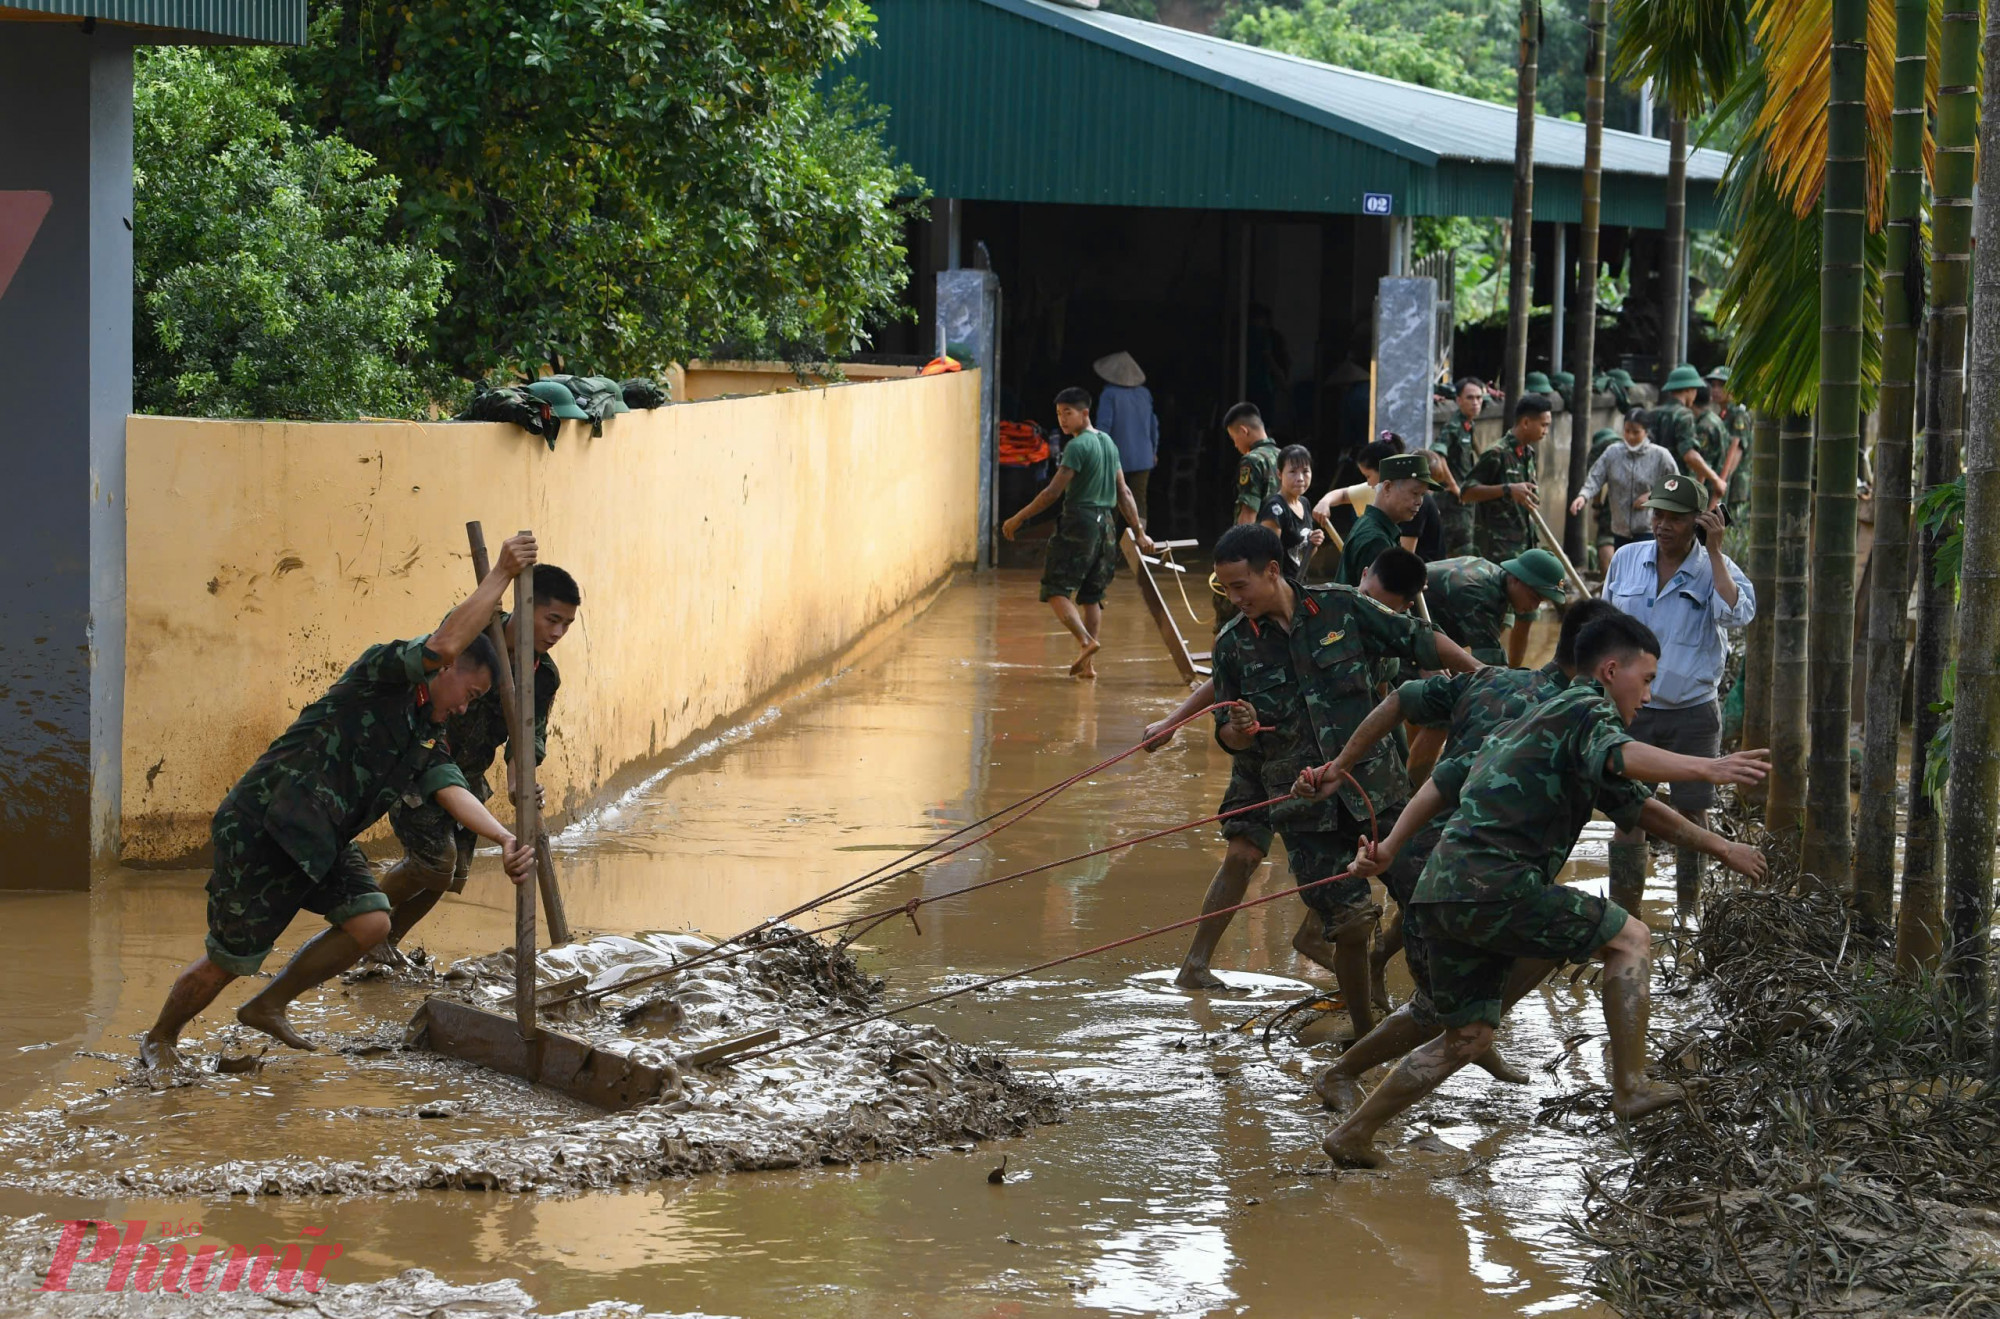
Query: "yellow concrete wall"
121 372 981 864
677 360 922 402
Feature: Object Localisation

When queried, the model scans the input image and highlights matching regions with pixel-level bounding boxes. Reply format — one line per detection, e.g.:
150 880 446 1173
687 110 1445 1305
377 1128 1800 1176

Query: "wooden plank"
1120 529 1201 685
678 1027 783 1069
412 997 674 1110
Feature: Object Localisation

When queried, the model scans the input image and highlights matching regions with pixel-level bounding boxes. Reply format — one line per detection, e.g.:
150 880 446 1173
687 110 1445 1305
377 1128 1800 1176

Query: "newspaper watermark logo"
40 1219 344 1295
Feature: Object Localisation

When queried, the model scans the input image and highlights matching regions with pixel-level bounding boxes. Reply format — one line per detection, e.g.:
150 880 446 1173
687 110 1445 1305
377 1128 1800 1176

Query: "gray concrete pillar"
0 24 133 885
938 269 1001 568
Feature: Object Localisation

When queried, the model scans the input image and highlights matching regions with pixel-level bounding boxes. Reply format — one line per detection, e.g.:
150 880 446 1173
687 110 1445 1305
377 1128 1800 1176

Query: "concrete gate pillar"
0 24 134 885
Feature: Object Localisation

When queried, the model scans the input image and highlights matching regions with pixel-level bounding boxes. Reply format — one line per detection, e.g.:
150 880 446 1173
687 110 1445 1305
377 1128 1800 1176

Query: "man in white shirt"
1600 474 1756 915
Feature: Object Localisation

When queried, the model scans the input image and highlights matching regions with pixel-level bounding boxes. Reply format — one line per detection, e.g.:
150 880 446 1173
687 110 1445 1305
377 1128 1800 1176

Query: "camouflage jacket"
1467 433 1539 561
1411 678 1652 905
1397 660 1568 784
1721 402 1751 451
1693 410 1731 477
1433 415 1478 550
1423 556 1512 663
443 633 560 801
1236 439 1283 517
220 637 467 879
1654 401 1701 474
1336 505 1403 588
1212 580 1442 829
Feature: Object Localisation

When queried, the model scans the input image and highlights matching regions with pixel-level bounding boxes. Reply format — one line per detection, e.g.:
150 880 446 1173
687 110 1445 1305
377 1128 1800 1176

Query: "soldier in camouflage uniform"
1004 387 1154 678
1461 394 1549 566
1317 613 1769 1166
1433 379 1484 556
1656 364 1728 505
1298 600 1622 1110
1336 452 1438 587
1208 525 1478 1040
1706 366 1750 516
1144 549 1434 990
1422 549 1567 665
139 537 543 1071
376 565 582 960
1211 401 1285 633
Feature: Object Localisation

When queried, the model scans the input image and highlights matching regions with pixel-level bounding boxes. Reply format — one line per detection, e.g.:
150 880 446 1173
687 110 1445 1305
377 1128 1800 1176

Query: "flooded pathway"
0 571 1673 1317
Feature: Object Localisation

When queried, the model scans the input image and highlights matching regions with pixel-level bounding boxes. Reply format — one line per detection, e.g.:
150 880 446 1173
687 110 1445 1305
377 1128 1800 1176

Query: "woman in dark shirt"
1259 444 1325 577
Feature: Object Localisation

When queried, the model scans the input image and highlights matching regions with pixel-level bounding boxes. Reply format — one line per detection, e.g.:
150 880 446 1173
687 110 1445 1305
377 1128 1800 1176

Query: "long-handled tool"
410 532 674 1110
1120 529 1204 683
1529 506 1593 601
465 521 571 945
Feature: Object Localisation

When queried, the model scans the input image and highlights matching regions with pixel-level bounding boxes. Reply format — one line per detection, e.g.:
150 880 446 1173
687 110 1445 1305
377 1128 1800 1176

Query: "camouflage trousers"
1411 886 1628 1029
1039 506 1119 606
1435 494 1474 558
1218 755 1273 853
204 809 389 976
388 774 484 893
1280 825 1385 938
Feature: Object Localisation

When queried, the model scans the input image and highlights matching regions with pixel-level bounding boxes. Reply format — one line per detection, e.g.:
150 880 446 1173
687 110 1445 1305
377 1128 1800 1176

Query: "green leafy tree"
133 46 448 420
291 0 923 380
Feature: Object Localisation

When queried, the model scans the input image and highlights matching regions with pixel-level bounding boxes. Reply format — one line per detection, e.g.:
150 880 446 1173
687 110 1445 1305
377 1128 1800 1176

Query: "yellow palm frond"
1749 0 1939 224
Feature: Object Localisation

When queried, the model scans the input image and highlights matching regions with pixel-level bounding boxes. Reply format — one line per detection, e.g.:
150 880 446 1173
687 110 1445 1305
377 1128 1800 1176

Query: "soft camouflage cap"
1662 364 1706 392
1649 472 1711 514
1378 451 1442 489
1500 548 1569 604
525 380 590 421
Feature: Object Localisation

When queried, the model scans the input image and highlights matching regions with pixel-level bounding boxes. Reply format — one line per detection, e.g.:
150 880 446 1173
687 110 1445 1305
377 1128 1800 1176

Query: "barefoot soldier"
1209 526 1476 1041
377 564 582 959
1319 614 1769 1166
1298 599 1622 1109
1423 549 1568 667
1150 548 1433 990
1002 386 1153 678
139 538 540 1069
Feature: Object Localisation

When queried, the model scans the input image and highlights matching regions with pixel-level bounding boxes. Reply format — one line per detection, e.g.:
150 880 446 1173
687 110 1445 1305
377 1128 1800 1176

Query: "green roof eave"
973 0 1441 167
0 0 302 43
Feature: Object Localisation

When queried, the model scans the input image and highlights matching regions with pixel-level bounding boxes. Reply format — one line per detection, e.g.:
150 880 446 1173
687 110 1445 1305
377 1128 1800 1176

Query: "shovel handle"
1529 506 1593 601
511 536 539 1041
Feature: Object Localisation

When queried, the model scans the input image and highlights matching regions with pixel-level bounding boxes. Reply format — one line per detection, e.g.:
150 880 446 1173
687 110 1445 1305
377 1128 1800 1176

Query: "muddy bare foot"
363 940 411 970
1313 1066 1363 1112
1473 1045 1530 1085
1175 964 1226 990
1068 639 1101 677
1611 1081 1685 1119
1322 1128 1387 1168
236 999 319 1052
138 1034 190 1073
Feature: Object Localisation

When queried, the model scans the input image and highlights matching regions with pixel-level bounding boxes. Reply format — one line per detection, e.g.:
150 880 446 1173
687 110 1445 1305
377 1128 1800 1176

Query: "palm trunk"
1563 0 1607 565
1770 412 1813 839
1741 415 1779 780
1945 0 1998 1020
1662 113 1688 367
1899 0 1977 976
1502 0 1539 404
1800 0 1867 897
1855 0 1929 928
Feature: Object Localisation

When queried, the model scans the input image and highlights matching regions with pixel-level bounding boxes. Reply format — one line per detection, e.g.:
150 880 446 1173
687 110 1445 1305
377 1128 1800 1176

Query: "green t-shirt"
1059 427 1122 510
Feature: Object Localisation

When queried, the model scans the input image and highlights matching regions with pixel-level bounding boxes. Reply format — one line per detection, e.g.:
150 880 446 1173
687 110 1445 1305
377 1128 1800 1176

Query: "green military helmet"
1592 427 1621 448
525 380 590 421
1500 548 1569 604
1524 370 1554 395
1704 365 1731 383
1608 368 1635 388
1551 370 1576 396
1648 472 1711 514
1662 364 1706 392
576 375 632 414
1378 451 1443 489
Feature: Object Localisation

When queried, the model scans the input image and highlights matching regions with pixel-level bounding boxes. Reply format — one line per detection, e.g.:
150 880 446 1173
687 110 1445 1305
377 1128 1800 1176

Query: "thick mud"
0 930 1059 1199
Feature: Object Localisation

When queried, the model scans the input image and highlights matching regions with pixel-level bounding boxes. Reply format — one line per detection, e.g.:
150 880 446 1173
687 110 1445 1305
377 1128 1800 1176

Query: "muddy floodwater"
0 571 1676 1318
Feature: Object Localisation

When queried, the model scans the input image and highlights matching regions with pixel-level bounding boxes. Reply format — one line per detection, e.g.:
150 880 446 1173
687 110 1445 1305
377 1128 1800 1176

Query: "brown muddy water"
0 572 1680 1318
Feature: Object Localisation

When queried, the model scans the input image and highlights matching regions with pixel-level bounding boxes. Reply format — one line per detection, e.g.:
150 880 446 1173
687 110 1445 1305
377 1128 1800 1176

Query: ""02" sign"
1362 192 1394 216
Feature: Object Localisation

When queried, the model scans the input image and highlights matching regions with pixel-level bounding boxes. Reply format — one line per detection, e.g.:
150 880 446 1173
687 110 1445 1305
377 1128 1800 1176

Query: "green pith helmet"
1501 548 1569 604
1551 370 1576 396
1648 472 1711 514
1378 451 1442 489
576 375 631 414
1592 427 1621 448
1524 370 1553 394
1608 368 1635 387
525 380 590 420
1705 365 1731 382
1662 364 1706 392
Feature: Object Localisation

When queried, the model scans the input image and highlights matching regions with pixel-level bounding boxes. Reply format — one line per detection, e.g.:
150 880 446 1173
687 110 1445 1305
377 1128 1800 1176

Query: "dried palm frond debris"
1564 882 2000 1318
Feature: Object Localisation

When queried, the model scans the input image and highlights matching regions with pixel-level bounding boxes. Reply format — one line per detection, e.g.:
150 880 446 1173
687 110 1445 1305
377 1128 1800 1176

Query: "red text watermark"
40 1219 344 1295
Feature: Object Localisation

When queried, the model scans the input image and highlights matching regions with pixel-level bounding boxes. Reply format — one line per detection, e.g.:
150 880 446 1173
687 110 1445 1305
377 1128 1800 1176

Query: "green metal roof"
0 0 302 43
842 0 1722 229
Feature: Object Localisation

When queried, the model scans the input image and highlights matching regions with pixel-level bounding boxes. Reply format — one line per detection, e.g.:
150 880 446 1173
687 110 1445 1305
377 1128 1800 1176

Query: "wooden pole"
467 523 571 945
1529 507 1592 600
512 541 539 1040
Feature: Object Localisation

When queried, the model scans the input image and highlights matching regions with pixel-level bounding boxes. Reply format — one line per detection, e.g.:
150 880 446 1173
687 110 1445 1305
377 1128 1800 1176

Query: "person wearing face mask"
1569 410 1681 567
1599 474 1757 913
138 536 543 1072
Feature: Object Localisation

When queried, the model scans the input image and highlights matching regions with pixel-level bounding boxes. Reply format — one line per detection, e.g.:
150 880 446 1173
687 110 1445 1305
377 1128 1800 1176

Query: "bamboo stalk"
512 543 539 1041
1562 0 1607 566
